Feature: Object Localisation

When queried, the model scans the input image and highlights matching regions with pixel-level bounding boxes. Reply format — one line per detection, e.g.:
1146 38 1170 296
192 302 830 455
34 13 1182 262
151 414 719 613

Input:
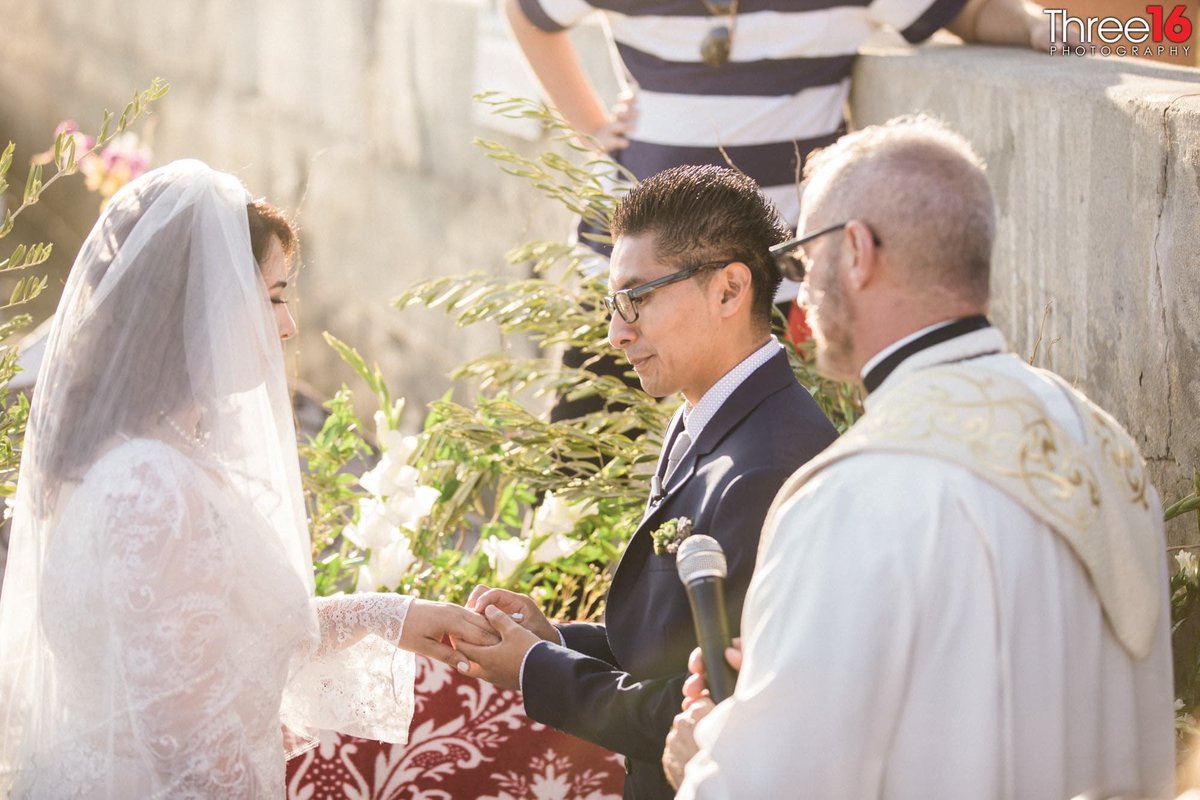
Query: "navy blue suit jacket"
522 350 838 799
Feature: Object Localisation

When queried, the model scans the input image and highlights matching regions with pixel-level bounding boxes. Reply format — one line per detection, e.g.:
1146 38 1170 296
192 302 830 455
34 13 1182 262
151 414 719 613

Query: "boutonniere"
651 516 693 556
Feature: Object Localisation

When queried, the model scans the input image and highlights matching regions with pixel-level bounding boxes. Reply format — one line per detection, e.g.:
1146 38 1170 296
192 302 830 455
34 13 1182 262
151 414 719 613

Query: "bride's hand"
398 599 499 670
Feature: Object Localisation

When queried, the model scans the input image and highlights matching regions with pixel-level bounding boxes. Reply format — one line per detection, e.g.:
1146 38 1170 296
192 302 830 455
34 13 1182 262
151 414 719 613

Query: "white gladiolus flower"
1176 550 1199 581
481 536 531 582
530 532 585 565
531 491 597 537
369 535 419 590
345 498 398 550
356 562 380 593
360 454 414 499
362 410 422 498
353 406 435 593
384 484 441 530
374 410 418 463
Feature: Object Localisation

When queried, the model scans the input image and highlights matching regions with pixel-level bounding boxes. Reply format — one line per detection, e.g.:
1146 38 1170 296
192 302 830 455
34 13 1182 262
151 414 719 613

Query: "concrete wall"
0 3 1197 540
850 40 1200 543
0 0 620 423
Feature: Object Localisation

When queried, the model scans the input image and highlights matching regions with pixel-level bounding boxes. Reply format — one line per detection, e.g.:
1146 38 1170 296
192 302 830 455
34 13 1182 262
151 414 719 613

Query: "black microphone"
676 534 737 703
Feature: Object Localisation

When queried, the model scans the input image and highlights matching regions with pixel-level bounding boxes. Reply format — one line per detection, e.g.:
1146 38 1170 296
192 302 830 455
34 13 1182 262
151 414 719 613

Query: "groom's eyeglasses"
603 261 731 324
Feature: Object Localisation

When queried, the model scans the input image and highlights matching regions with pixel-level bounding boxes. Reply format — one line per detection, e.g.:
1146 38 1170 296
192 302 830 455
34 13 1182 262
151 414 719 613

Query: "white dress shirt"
653 337 782 498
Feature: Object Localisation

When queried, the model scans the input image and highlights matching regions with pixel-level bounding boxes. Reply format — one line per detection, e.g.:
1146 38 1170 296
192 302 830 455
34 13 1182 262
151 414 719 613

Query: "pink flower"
31 120 96 168
31 120 154 205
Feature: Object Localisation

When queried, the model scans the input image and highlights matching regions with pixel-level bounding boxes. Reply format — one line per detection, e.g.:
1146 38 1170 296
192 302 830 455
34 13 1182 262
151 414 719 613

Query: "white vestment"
678 328 1175 800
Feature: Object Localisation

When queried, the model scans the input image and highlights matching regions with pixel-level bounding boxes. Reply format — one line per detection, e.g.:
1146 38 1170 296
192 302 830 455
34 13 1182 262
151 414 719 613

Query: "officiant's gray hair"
802 115 995 305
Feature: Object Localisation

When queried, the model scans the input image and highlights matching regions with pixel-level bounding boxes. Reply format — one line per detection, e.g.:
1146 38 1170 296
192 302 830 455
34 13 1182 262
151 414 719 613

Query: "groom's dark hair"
609 165 790 331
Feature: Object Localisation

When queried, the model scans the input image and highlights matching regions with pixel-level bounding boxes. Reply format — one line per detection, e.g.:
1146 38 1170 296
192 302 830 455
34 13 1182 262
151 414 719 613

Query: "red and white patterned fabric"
286 655 625 799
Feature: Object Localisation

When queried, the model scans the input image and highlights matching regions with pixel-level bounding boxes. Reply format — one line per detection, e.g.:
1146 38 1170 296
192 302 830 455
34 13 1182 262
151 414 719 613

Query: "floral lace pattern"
313 593 410 657
27 439 414 798
281 593 416 748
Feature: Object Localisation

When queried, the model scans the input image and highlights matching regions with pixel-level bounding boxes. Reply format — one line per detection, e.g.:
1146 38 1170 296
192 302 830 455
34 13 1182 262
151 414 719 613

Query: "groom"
457 165 838 799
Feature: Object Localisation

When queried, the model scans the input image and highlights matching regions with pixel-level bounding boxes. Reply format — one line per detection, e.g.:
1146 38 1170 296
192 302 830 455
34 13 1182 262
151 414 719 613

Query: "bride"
0 160 493 797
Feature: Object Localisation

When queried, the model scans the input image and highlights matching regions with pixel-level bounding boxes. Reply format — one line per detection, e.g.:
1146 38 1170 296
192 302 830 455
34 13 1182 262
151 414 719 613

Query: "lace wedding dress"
0 161 416 799
28 438 414 798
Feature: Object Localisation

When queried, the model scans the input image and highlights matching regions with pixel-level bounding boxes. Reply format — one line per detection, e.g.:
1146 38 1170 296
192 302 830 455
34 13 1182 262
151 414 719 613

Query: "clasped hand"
397 598 501 671
405 593 741 789
662 638 743 789
453 585 561 690
394 588 558 690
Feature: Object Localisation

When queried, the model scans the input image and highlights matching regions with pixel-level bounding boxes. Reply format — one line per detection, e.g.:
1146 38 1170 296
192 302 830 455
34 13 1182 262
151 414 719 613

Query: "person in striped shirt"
508 0 1047 255
512 0 1050 421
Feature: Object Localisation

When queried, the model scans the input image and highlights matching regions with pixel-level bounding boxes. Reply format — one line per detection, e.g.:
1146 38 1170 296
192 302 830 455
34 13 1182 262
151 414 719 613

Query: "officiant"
665 116 1176 799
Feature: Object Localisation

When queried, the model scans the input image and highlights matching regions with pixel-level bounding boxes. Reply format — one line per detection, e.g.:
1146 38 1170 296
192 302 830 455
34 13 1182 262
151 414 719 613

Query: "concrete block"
851 43 1200 541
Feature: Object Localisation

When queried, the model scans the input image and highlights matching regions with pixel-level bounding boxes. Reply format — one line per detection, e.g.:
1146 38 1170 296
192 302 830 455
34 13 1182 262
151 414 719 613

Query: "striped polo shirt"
519 0 966 234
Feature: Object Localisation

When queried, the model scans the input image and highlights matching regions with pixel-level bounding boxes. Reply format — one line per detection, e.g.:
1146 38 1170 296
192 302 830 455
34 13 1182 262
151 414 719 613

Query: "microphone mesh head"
676 534 728 583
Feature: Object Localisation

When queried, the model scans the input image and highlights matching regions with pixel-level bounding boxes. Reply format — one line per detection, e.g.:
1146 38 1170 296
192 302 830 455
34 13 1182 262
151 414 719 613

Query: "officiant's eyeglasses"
603 261 731 324
770 221 882 283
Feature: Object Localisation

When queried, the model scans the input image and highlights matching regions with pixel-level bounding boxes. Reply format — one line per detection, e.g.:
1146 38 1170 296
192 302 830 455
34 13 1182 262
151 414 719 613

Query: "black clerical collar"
862 315 992 394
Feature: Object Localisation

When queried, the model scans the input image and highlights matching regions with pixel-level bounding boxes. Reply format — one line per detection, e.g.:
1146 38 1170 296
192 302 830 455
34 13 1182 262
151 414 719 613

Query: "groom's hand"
455 605 541 691
466 585 559 644
399 599 500 672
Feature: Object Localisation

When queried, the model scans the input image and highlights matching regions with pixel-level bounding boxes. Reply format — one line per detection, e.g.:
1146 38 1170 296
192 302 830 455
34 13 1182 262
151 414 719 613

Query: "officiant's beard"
807 258 856 384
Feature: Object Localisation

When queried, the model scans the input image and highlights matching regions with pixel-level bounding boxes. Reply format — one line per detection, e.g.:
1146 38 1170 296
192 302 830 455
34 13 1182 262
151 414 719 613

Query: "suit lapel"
653 350 796 504
612 350 798 593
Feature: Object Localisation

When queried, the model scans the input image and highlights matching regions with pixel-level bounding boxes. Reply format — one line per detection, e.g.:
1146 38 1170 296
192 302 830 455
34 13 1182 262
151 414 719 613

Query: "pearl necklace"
161 415 209 450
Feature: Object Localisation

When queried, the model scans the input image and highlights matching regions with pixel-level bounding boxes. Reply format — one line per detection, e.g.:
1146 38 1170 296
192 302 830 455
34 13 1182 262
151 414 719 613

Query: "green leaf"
63 136 78 174
0 210 15 239
0 314 32 343
0 141 13 180
53 130 66 171
1166 494 1200 522
5 275 47 308
22 162 43 205
321 332 391 407
145 77 170 100
116 92 137 133
1 245 25 273
0 242 52 273
98 110 114 144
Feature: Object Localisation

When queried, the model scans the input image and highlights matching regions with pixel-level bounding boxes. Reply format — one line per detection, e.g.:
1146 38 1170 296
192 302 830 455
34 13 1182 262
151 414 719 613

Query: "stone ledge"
849 42 1200 539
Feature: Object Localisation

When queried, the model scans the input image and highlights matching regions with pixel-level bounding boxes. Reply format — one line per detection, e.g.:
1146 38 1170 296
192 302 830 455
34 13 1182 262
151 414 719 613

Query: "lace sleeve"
99 450 261 796
311 592 411 658
279 593 416 748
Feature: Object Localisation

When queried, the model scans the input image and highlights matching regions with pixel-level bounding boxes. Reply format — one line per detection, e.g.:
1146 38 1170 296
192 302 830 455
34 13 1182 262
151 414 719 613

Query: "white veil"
0 160 325 795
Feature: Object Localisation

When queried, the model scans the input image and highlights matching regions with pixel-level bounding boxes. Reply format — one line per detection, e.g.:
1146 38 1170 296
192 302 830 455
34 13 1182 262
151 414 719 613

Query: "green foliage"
305 96 859 620
473 92 634 238
1167 470 1200 526
1168 470 1200 741
300 387 372 597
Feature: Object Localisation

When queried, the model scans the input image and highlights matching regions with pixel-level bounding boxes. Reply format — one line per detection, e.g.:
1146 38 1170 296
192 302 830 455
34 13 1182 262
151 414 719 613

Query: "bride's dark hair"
30 178 296 513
